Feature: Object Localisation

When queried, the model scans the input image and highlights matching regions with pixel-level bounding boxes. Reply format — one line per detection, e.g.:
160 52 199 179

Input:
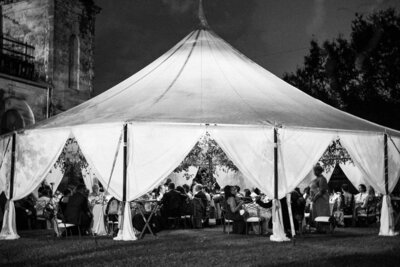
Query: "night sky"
93 0 400 95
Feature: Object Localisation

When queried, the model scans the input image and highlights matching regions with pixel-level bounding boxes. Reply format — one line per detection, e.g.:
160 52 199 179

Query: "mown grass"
0 226 399 266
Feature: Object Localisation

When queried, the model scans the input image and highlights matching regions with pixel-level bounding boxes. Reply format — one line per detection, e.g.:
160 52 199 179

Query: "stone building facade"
0 0 99 134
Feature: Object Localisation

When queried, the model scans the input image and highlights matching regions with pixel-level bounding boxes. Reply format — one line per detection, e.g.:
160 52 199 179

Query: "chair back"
192 197 206 218
106 198 120 215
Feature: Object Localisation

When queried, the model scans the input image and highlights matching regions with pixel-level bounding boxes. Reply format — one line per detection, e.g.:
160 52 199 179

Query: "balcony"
0 35 36 81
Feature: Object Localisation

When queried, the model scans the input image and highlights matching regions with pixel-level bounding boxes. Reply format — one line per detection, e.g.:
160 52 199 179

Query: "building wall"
52 0 97 112
1 0 98 114
1 0 51 81
0 74 48 131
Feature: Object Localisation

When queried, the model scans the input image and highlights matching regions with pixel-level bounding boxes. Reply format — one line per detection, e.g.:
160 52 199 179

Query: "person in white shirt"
354 184 368 206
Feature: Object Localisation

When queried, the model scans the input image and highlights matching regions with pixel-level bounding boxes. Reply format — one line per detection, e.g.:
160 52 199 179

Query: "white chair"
55 219 79 237
245 217 262 235
314 216 335 233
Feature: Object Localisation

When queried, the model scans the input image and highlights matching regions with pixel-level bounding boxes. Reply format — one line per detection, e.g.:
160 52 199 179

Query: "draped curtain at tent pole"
339 162 364 189
208 126 275 198
339 133 398 236
112 123 205 241
278 128 334 199
339 133 385 193
0 129 70 240
72 123 124 200
0 136 12 194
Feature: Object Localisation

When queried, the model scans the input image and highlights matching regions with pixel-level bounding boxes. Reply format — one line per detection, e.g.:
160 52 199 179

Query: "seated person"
160 183 185 223
192 184 208 228
64 184 92 235
242 189 253 204
223 185 246 234
176 186 192 216
58 189 73 219
341 184 354 215
15 194 37 230
354 184 368 207
356 186 377 218
331 187 344 226
35 187 52 229
88 184 103 206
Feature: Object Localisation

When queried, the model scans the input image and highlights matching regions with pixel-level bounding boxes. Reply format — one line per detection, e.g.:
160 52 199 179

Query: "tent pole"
384 133 388 195
274 127 278 200
9 132 16 200
121 124 128 230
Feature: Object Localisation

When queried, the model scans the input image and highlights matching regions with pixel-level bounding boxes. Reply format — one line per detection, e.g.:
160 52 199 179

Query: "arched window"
68 34 80 90
0 109 24 134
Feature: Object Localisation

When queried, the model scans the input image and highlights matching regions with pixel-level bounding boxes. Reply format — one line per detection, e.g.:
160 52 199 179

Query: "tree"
174 133 238 179
284 8 400 130
284 8 400 170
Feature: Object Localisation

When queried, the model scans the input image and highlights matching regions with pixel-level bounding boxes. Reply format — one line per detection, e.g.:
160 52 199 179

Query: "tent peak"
198 0 210 29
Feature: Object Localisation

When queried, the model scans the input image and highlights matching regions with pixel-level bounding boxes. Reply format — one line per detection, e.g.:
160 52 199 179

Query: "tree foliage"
174 132 238 176
284 8 400 130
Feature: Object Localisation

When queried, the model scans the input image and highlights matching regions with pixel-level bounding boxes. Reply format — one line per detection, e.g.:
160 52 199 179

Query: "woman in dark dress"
223 185 246 234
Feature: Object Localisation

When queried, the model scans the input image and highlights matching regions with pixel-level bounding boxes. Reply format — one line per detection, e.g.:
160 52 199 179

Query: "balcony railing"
0 35 36 80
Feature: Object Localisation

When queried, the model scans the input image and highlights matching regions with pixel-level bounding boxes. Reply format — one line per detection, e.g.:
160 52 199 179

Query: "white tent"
0 1 400 241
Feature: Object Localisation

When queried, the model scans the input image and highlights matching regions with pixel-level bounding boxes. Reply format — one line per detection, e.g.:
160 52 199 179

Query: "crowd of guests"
2 165 399 237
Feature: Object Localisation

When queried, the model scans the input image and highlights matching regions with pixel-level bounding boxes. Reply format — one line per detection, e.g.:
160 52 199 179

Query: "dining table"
132 199 160 239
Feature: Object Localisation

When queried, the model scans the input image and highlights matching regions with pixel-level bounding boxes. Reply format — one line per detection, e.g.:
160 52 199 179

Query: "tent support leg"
9 132 16 200
384 133 388 195
274 128 278 200
121 124 128 231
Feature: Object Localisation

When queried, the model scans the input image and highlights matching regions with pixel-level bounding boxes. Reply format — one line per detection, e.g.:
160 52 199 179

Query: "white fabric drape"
113 202 137 241
0 129 70 240
388 136 400 193
278 128 334 199
127 123 205 201
339 162 364 189
0 136 12 195
270 200 289 242
82 166 98 193
209 126 275 198
13 129 70 200
72 123 124 200
339 133 398 236
339 133 385 193
112 124 204 241
0 200 18 239
43 165 64 193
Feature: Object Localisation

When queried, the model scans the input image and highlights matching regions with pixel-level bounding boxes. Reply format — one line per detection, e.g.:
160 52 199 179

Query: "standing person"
309 164 330 230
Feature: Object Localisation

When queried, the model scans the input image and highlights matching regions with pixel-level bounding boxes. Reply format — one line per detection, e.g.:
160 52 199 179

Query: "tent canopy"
31 23 399 136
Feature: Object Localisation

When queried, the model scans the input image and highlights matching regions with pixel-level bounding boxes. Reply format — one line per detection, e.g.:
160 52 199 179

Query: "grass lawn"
0 226 399 267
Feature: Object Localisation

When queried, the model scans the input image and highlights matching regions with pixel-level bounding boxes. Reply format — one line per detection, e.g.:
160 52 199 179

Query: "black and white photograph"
0 0 400 266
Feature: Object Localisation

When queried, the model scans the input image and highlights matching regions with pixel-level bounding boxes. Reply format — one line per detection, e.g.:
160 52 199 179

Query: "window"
68 34 80 90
